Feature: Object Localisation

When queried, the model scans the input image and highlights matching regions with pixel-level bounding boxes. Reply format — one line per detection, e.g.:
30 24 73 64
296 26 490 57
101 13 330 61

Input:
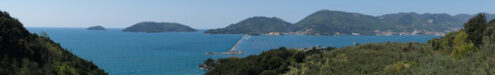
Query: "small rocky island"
123 22 197 33
87 25 106 30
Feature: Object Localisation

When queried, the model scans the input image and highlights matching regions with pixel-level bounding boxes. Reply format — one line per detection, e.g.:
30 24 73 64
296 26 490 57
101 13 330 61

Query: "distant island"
0 11 107 74
87 25 106 30
123 22 197 33
205 17 294 35
205 10 495 36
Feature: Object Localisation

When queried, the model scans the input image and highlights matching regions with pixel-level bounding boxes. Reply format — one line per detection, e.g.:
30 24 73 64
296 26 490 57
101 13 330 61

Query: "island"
0 11 107 74
205 16 294 35
123 22 198 33
87 25 106 30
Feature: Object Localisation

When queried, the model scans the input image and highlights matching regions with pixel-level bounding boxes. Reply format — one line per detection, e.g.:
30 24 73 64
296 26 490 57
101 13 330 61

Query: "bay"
27 28 439 75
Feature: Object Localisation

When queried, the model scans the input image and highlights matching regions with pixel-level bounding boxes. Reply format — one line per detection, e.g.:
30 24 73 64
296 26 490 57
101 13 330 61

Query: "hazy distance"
1 0 494 29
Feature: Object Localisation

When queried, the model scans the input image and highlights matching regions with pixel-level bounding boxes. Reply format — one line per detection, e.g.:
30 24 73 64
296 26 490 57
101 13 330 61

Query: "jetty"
205 35 246 55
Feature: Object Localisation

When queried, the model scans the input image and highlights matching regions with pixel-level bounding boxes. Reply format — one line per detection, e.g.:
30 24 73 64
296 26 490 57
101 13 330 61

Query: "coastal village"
264 30 449 36
373 30 448 36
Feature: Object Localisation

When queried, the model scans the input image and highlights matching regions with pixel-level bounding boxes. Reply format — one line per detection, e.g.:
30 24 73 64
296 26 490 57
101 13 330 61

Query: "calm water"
27 28 439 75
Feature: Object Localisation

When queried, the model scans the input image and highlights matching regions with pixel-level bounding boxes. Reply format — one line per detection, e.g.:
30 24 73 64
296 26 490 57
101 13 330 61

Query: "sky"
1 0 494 29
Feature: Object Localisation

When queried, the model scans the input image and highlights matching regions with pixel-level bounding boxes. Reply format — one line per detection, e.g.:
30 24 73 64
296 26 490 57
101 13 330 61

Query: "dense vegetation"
123 22 197 33
206 10 494 35
201 47 335 75
0 11 107 74
205 17 294 34
202 13 495 75
87 25 106 30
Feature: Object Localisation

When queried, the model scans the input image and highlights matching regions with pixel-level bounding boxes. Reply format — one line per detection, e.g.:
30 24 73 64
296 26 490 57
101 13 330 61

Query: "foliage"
260 70 276 75
0 11 107 75
464 14 487 46
451 30 476 59
202 47 334 75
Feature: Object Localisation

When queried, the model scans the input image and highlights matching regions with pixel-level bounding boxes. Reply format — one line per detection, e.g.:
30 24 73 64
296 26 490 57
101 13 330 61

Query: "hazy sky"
1 0 494 29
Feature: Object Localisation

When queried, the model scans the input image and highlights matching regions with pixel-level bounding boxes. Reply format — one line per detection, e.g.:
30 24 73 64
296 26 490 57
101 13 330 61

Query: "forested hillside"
0 11 107 75
378 12 463 32
294 10 393 35
206 10 481 35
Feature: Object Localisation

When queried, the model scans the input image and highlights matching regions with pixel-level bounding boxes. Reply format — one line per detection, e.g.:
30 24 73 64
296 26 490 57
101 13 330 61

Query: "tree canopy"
0 11 107 75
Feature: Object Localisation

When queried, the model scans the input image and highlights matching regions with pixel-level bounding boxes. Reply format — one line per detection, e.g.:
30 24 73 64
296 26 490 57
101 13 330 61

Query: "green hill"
379 12 463 32
0 11 107 74
294 10 393 35
201 13 495 75
205 17 294 34
205 10 488 35
123 22 197 33
455 13 495 23
454 14 475 23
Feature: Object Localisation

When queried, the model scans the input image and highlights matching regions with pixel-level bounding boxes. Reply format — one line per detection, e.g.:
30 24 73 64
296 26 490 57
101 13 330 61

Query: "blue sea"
27 28 439 75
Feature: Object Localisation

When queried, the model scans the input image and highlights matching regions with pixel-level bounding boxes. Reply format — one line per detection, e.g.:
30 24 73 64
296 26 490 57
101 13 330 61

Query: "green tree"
464 13 487 46
485 19 495 37
451 31 477 59
0 10 107 75
266 56 284 70
260 70 276 75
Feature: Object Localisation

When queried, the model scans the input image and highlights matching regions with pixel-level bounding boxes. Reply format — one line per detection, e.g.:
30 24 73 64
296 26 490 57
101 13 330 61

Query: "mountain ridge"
206 10 490 35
